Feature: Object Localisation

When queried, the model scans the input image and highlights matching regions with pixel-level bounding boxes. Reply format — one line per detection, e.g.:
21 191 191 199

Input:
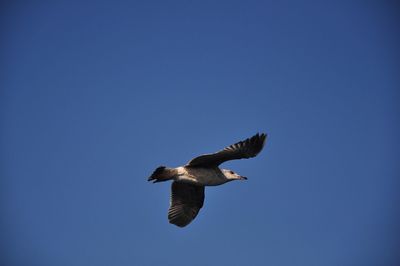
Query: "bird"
148 133 267 227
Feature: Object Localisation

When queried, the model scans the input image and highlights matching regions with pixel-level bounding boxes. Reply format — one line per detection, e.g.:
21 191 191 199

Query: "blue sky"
1 1 399 266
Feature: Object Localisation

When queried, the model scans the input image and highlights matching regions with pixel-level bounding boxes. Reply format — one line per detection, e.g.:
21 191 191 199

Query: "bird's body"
148 133 267 227
173 166 232 186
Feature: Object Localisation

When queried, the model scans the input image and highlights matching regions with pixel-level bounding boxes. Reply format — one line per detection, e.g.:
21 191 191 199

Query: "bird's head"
222 169 247 181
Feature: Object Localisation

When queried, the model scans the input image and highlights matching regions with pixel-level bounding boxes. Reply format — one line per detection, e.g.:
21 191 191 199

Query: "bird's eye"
229 171 234 174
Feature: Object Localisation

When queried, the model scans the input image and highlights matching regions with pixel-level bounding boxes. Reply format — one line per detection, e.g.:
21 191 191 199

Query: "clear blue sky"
1 1 399 266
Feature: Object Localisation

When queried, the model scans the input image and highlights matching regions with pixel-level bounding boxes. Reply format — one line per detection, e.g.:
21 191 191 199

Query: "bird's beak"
240 176 248 180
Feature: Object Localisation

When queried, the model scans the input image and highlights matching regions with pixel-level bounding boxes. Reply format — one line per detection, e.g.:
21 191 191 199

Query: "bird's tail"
148 166 176 183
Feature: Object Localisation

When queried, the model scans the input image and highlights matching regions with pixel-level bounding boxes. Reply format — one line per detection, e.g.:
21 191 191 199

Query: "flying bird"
148 133 267 227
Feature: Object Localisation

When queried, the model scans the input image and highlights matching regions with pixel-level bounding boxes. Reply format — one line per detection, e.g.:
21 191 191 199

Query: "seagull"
148 133 267 227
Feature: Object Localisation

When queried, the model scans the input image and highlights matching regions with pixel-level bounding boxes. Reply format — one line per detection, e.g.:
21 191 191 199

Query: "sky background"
1 1 399 266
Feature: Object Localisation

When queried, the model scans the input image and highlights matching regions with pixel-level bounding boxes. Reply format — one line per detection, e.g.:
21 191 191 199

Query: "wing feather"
187 133 267 167
168 182 205 227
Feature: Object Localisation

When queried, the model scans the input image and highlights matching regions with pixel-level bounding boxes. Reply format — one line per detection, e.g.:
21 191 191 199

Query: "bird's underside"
148 133 267 227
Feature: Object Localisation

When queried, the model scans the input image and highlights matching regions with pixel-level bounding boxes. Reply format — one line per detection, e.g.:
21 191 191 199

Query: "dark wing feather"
168 182 205 227
187 133 267 167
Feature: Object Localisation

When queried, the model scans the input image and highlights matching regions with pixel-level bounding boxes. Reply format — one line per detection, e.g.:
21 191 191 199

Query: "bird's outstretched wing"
168 182 205 227
187 133 267 167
